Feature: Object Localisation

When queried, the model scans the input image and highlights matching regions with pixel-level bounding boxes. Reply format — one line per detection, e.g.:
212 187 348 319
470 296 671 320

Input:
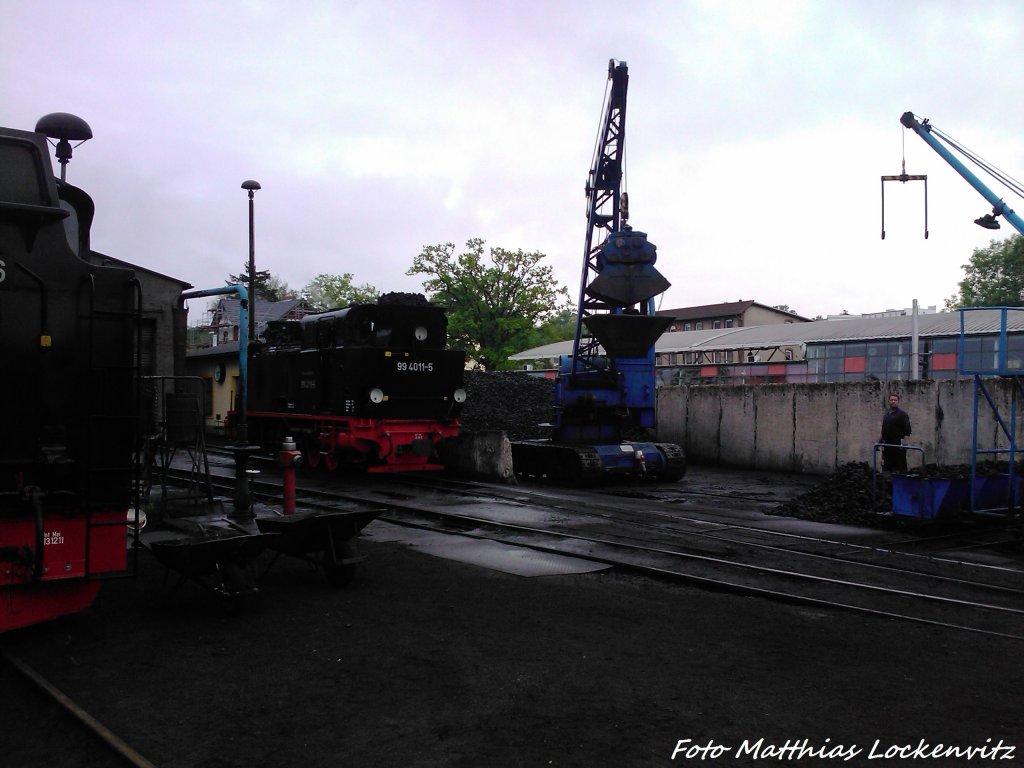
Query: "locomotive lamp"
35 112 92 182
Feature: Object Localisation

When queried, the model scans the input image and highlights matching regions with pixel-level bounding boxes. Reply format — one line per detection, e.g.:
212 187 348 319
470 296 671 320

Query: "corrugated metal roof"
510 309 1024 360
656 299 811 323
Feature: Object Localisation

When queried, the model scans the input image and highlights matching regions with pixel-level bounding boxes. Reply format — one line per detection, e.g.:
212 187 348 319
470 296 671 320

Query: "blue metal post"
179 284 252 511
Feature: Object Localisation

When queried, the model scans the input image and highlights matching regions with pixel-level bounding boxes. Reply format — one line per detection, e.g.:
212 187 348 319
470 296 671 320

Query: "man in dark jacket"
880 392 912 472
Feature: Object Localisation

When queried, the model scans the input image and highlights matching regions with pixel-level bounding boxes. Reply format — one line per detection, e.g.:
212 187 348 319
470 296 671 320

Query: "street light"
241 180 261 348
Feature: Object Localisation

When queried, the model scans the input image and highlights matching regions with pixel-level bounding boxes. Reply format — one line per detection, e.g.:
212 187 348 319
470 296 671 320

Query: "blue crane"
899 111 1024 236
511 60 685 483
899 112 1024 517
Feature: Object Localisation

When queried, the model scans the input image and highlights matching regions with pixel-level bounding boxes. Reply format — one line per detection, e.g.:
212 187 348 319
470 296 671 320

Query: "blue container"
968 474 1022 513
892 475 968 520
970 475 1009 511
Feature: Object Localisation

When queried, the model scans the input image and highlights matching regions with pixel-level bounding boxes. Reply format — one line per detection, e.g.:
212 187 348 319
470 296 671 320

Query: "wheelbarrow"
255 508 383 587
141 521 276 610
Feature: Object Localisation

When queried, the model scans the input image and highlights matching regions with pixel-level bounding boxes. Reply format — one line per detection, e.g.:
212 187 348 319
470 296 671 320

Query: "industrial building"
511 307 1024 386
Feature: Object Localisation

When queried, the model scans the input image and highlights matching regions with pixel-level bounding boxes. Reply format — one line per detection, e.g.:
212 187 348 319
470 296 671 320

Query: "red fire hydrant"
279 436 303 515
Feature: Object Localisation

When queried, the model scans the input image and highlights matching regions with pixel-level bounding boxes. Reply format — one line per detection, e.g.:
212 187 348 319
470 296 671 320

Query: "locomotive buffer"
511 60 685 484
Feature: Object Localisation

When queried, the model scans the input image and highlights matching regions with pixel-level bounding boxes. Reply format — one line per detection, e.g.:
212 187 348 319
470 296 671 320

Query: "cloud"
4 0 1022 324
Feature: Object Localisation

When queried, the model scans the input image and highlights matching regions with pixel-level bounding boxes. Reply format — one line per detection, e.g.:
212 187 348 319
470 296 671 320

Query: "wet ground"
3 464 1024 767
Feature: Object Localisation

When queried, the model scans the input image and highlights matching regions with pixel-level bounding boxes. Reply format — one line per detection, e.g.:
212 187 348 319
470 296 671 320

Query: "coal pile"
771 462 891 525
458 371 555 441
770 460 1023 526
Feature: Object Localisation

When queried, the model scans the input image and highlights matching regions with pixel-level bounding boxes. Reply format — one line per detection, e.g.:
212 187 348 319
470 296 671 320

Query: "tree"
226 265 296 302
408 238 573 371
522 308 578 349
945 235 1024 310
301 273 379 311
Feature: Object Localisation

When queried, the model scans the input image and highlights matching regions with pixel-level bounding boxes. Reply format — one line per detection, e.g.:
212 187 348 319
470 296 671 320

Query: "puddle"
364 521 610 577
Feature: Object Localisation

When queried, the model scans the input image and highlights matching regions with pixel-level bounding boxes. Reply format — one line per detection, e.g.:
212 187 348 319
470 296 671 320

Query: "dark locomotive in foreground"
233 293 466 472
1 117 139 632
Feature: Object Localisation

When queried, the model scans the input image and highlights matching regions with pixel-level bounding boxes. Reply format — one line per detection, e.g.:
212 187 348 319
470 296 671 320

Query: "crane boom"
570 59 631 371
900 112 1024 236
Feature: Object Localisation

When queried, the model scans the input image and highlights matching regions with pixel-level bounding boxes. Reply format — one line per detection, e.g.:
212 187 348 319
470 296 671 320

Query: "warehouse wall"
656 379 1024 475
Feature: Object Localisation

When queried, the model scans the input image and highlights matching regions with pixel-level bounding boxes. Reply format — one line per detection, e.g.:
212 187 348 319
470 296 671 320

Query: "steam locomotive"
1 118 139 632
235 292 466 471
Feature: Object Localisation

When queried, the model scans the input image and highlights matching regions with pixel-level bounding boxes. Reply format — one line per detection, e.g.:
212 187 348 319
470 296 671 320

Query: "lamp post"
242 180 261 349
233 180 261 514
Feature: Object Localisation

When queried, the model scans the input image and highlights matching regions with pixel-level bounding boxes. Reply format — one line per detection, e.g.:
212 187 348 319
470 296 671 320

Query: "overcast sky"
5 0 1023 323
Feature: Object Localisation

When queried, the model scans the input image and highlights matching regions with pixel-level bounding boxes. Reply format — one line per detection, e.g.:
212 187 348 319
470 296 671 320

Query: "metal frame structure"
570 59 631 374
901 111 1024 518
959 308 1024 516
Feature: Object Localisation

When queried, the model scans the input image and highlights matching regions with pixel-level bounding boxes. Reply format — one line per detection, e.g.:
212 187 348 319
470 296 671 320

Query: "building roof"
656 300 811 323
510 309 1024 360
91 251 192 288
212 298 309 326
187 340 240 359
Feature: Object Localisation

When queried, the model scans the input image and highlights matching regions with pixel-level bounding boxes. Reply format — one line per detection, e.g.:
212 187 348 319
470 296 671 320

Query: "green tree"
301 273 379 311
226 265 295 302
522 308 578 349
408 238 572 371
945 235 1024 310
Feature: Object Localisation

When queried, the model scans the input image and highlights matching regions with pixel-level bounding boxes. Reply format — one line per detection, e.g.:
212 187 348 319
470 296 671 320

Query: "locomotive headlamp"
453 388 467 403
414 325 428 341
369 388 385 404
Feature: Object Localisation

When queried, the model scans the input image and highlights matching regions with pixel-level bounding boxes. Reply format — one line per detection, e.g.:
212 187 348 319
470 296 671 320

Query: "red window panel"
844 356 866 373
932 352 957 370
700 366 719 377
767 364 787 375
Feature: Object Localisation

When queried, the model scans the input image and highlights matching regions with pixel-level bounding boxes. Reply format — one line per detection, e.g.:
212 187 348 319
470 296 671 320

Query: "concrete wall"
657 379 1024 474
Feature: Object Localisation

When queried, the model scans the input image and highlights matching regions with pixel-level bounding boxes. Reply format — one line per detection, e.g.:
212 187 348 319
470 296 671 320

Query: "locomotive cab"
1 123 140 632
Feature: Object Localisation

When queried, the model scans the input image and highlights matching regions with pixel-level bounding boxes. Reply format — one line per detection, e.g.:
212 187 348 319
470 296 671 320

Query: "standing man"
880 392 912 472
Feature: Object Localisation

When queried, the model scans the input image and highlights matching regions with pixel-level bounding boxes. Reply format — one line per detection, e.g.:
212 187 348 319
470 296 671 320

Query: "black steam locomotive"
1 117 139 632
236 292 466 472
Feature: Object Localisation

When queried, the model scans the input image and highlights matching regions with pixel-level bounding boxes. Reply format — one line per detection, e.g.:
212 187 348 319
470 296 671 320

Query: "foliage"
301 273 379 311
226 265 296 302
408 238 572 371
945 235 1024 310
185 325 214 351
521 308 578 349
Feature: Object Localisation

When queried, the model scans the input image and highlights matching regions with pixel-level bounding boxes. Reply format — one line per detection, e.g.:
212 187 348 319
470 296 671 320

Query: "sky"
4 0 1023 324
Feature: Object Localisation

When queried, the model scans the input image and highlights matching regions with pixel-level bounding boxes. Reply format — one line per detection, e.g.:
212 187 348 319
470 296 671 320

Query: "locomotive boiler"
1 116 140 632
235 292 466 472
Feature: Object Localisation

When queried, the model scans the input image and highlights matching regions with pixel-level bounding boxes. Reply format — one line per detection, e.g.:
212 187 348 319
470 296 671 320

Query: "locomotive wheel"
322 451 341 472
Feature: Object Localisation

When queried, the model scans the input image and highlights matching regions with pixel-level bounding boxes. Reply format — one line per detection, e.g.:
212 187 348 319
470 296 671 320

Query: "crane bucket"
583 314 673 358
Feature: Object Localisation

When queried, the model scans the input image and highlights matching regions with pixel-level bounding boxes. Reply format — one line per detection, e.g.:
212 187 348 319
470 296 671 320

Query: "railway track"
0 648 159 768
166 457 1024 640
